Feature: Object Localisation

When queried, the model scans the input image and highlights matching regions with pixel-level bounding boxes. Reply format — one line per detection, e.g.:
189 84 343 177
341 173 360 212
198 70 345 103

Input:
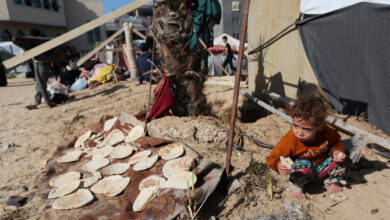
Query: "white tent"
0 42 31 73
300 0 389 14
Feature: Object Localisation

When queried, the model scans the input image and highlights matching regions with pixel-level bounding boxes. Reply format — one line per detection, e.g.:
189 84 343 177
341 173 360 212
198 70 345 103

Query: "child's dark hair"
222 36 228 41
289 96 329 127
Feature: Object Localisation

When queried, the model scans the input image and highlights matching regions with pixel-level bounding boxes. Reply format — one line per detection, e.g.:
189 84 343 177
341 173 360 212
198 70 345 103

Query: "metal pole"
225 0 250 176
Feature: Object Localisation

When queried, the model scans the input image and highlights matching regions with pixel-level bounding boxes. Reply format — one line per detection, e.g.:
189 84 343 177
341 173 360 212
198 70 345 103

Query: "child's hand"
277 161 290 175
332 150 346 163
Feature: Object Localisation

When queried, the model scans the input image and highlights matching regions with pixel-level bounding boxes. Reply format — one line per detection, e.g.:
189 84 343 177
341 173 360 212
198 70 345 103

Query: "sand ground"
0 77 389 219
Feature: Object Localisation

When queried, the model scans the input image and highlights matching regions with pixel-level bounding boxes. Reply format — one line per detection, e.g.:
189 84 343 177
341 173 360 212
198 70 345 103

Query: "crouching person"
266 96 346 199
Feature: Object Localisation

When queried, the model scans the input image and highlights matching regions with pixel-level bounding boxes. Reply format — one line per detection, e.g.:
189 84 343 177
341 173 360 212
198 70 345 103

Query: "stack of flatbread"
48 116 198 213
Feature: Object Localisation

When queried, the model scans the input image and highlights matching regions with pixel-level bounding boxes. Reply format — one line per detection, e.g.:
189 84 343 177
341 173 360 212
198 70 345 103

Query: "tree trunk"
151 1 210 117
124 22 138 78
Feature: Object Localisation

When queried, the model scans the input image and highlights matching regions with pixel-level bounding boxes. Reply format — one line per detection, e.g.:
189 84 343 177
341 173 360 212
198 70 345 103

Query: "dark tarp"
297 2 390 135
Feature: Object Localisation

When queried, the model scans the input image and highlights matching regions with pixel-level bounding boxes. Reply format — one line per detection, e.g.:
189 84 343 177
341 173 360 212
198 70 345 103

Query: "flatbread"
104 117 118 131
162 172 197 190
52 189 94 210
159 143 184 160
132 185 158 212
74 130 92 148
128 150 152 165
162 156 195 179
57 150 84 163
82 158 110 172
48 180 81 199
49 171 81 188
105 129 125 146
110 145 134 159
82 172 102 188
90 175 130 197
92 145 113 159
279 156 294 170
101 163 130 175
139 175 166 191
119 112 145 127
133 154 159 171
125 125 145 143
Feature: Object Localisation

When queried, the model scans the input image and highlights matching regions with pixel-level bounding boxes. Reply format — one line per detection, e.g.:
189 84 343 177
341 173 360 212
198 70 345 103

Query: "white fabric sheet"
300 0 390 14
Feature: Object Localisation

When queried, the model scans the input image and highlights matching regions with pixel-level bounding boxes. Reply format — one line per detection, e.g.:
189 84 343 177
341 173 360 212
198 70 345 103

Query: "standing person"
219 36 235 74
26 53 55 109
136 43 160 85
266 96 346 199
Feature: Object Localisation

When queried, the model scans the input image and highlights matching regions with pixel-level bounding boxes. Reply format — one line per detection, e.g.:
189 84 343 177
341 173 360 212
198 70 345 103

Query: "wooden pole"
226 0 250 176
262 90 390 150
2 0 151 70
76 27 124 67
124 22 138 78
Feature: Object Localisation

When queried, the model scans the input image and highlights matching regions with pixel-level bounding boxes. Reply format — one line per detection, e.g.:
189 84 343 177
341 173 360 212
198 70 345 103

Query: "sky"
102 0 135 14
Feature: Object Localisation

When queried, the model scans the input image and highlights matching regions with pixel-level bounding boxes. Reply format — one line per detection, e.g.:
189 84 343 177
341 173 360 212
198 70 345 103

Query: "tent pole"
225 0 250 176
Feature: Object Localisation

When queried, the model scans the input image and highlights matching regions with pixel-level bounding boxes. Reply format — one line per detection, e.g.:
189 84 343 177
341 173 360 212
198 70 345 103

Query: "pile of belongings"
46 81 70 104
37 113 223 219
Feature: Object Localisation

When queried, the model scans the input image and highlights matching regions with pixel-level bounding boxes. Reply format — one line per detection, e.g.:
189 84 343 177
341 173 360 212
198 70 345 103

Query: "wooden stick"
226 0 250 176
76 27 124 67
2 0 152 70
262 90 390 150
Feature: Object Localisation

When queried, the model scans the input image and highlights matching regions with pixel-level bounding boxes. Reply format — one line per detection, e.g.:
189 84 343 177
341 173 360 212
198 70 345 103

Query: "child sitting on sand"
266 96 346 199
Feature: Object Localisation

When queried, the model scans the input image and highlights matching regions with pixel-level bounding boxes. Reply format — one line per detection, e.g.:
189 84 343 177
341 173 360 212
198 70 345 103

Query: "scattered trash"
0 143 10 153
283 202 307 220
329 193 348 207
6 196 28 207
70 112 83 123
371 208 379 215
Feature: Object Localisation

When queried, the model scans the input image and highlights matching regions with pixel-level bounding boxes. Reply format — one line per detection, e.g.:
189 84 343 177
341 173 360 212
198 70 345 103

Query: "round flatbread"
133 185 158 212
52 189 94 210
162 171 197 190
104 117 118 131
48 180 81 199
57 150 84 163
105 129 125 146
159 143 184 160
90 175 130 197
279 156 294 170
110 145 134 159
82 172 102 188
125 125 145 143
101 163 130 175
139 175 166 191
133 154 159 171
49 171 81 188
128 150 152 165
74 130 92 148
92 145 113 160
162 156 195 179
82 158 110 172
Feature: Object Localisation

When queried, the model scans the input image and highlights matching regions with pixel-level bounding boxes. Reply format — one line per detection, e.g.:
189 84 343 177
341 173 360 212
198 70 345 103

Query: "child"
266 96 346 199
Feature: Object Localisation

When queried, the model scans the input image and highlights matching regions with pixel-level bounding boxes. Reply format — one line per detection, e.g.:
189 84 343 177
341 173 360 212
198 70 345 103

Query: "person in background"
136 43 160 85
0 57 7 87
219 36 235 74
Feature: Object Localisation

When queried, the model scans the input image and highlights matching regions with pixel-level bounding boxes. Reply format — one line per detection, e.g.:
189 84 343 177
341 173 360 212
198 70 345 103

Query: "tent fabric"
300 0 390 14
297 2 390 135
0 42 31 73
213 33 248 48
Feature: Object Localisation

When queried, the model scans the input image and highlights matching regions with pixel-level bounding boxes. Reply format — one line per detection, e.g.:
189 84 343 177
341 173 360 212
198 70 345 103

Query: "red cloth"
146 75 174 121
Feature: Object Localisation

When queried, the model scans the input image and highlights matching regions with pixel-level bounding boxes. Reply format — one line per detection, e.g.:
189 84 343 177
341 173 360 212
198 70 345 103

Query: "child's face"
292 117 321 143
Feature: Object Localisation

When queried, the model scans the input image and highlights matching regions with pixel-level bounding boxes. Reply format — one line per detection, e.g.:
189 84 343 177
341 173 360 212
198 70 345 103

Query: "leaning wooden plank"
205 80 248 88
263 90 390 150
2 0 152 69
76 28 124 67
239 90 292 123
133 28 146 40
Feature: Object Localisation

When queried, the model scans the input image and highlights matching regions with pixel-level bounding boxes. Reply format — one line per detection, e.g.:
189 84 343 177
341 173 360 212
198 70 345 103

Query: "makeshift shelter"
0 42 31 73
247 0 390 135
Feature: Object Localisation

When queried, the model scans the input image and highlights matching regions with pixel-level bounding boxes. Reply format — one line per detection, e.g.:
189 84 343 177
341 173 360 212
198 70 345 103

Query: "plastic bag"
69 78 87 92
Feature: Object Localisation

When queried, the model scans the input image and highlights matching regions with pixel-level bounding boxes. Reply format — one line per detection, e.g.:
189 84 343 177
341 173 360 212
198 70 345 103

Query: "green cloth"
187 0 221 50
